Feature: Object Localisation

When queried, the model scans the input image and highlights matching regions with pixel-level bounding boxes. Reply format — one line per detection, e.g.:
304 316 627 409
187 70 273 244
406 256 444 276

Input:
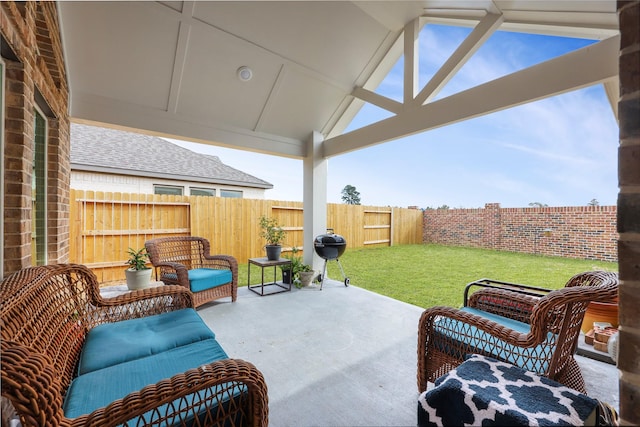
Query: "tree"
341 185 361 205
528 202 548 207
588 199 599 206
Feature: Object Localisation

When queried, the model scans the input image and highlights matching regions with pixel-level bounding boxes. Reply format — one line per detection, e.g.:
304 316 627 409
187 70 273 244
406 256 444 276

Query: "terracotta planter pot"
581 301 619 333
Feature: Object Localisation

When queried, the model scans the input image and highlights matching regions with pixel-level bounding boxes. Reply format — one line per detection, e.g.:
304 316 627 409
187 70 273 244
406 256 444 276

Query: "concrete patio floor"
196 281 619 427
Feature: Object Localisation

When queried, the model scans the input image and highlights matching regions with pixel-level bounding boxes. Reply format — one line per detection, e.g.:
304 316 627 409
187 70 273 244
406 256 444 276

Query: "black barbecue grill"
314 229 350 290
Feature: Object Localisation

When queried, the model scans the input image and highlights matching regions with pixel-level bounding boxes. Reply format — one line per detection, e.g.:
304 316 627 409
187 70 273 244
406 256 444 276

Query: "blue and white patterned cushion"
417 354 613 426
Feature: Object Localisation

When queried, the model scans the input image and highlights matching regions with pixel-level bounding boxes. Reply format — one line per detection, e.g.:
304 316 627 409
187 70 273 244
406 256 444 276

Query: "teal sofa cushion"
64 338 229 419
434 307 554 373
188 268 233 293
78 308 215 375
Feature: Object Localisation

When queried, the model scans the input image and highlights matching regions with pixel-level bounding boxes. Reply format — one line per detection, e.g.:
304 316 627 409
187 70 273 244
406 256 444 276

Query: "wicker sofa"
145 236 238 308
418 270 618 394
1 263 268 426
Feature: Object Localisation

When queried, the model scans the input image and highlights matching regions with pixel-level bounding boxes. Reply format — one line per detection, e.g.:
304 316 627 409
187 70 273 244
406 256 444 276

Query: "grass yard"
238 244 617 309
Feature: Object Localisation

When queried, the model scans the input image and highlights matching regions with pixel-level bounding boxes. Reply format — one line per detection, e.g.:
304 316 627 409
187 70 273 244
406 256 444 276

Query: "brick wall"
423 203 618 262
1 2 70 275
617 1 640 424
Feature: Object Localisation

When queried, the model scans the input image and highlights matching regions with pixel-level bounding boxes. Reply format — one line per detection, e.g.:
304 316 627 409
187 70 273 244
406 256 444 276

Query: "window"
154 185 183 196
32 108 47 265
191 188 216 197
220 189 243 198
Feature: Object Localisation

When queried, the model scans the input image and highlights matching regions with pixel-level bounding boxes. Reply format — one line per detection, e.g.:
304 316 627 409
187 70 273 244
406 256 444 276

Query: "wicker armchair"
418 270 618 394
145 236 238 308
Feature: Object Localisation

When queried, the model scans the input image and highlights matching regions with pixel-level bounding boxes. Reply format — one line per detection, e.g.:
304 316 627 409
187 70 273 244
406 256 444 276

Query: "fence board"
69 190 423 284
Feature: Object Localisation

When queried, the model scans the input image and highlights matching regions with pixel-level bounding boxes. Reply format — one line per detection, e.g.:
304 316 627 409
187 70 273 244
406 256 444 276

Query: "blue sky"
170 24 619 209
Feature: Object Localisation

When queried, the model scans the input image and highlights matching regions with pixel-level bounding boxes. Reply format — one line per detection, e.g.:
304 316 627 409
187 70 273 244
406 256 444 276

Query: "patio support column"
617 1 640 425
303 131 327 272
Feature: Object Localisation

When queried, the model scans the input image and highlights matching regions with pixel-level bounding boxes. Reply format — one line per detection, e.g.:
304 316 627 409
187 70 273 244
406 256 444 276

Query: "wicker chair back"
1 264 98 388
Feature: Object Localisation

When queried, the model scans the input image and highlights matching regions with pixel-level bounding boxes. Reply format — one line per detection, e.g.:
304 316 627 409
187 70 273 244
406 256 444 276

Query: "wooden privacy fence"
70 189 423 283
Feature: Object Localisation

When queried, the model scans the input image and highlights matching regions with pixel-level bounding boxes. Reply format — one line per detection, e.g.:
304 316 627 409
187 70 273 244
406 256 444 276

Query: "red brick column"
2 1 70 274
3 60 34 273
483 203 501 249
617 1 640 424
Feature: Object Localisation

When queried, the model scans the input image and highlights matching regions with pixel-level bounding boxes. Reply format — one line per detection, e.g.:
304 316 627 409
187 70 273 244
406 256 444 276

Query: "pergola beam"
349 13 503 115
324 35 619 157
403 18 420 104
603 77 619 121
413 12 504 106
351 87 403 114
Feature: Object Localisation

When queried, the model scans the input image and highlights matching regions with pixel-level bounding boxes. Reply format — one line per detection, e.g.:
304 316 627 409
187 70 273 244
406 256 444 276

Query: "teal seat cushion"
188 268 233 293
461 307 531 334
78 308 215 375
434 307 554 373
64 338 229 419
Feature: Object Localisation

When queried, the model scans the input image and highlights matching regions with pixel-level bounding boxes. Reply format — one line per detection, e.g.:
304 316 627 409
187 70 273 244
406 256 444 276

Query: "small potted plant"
295 263 315 288
259 215 286 260
281 257 295 285
281 247 302 284
282 247 316 288
124 247 152 290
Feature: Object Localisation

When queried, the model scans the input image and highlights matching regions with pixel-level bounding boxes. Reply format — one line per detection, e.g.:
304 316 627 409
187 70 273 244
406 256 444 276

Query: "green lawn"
238 244 617 309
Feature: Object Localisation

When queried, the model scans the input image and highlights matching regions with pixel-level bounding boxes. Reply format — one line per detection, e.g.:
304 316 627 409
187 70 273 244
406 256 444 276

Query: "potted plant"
281 247 303 285
124 247 152 290
259 215 286 260
295 263 316 288
282 247 316 288
280 258 295 285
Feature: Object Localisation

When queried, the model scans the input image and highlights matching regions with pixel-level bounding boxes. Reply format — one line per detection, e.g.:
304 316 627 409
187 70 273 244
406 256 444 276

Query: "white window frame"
32 105 48 266
154 185 184 196
190 187 216 197
220 189 243 198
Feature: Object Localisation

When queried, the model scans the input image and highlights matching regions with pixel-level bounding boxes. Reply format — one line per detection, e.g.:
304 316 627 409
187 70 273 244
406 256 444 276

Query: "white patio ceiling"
57 1 619 160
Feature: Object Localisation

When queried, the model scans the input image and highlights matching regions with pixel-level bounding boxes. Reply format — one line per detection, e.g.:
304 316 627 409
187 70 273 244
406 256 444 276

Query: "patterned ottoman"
418 354 618 426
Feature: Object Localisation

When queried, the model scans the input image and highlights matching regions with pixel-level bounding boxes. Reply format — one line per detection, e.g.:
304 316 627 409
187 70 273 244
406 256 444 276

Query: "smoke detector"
237 66 253 82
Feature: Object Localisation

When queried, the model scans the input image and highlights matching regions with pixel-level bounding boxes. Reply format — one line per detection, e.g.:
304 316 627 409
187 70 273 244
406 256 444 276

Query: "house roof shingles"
70 123 273 189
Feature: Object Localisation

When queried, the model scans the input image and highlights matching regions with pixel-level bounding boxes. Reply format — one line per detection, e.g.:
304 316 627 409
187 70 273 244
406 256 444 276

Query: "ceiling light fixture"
237 66 253 82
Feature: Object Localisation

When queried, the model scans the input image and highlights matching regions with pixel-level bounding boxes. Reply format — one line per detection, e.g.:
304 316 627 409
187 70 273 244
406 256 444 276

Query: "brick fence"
423 203 618 262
